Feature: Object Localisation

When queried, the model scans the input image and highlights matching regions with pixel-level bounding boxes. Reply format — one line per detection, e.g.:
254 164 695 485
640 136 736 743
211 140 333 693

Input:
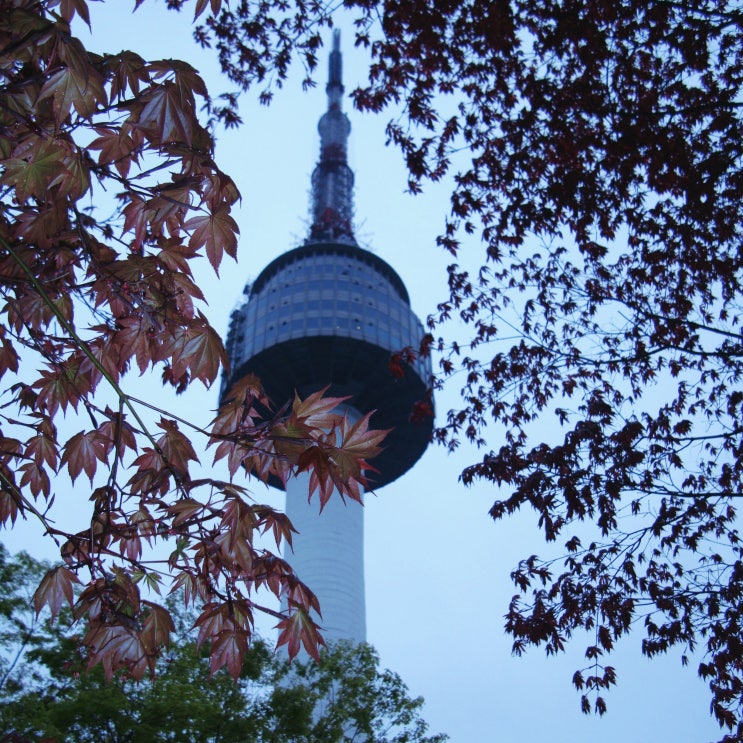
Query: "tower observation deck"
222 31 432 644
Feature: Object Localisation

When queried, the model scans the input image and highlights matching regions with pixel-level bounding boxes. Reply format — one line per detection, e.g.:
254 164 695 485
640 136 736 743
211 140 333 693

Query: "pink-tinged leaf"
98 410 138 459
140 601 175 653
275 606 325 661
167 498 205 528
330 411 388 483
25 432 59 471
0 338 19 379
170 571 209 607
210 625 249 681
19 461 51 499
88 125 139 179
136 81 196 145
148 59 208 100
214 530 255 574
32 364 84 417
33 566 81 622
84 621 151 682
0 487 20 526
108 50 149 100
59 0 91 26
298 446 337 510
61 430 110 484
292 386 348 428
168 319 227 387
156 239 200 278
184 205 239 272
154 418 199 478
38 56 106 120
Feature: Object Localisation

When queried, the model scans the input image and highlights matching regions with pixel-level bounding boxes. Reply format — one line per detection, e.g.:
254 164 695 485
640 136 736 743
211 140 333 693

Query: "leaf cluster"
0 0 386 682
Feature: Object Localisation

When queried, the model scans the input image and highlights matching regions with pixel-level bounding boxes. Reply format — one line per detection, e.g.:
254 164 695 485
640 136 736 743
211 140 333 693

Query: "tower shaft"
283 407 366 645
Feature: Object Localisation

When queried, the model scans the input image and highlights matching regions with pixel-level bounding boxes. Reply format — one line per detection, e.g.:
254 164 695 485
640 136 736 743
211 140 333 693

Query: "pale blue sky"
3 3 722 741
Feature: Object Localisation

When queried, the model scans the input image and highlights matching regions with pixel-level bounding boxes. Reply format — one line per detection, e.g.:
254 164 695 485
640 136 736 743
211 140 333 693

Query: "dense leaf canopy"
194 0 743 737
3 0 743 738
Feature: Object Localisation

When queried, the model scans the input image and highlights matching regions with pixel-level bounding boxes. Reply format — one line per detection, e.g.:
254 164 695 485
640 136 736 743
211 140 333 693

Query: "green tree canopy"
0 545 447 743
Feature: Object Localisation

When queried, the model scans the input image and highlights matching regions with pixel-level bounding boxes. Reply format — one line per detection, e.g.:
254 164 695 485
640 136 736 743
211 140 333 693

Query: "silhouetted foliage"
3 0 742 736
191 0 743 738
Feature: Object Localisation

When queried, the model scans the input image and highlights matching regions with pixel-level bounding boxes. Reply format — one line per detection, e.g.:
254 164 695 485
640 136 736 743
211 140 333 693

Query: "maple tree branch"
0 236 193 498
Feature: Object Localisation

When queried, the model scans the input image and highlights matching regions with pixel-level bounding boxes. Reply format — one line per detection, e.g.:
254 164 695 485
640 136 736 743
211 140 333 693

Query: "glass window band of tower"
228 244 429 381
250 243 410 303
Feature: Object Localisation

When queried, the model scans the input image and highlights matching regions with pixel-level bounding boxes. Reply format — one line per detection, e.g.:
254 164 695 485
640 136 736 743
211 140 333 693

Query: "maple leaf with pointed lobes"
24 430 59 471
135 81 198 146
19 461 51 499
54 148 92 200
194 0 225 20
184 205 239 272
167 498 206 529
149 59 208 103
38 50 107 120
97 409 138 459
2 138 67 202
330 411 388 485
254 504 296 549
276 605 326 661
32 361 91 417
107 50 149 99
165 315 228 387
298 445 337 510
61 430 111 484
140 601 175 654
59 0 91 26
88 125 141 179
0 0 393 686
297 411 389 507
33 566 81 623
292 386 348 429
84 622 152 682
156 238 201 278
169 571 208 608
0 338 19 379
193 599 253 672
151 418 199 480
0 487 20 527
210 373 269 440
210 624 250 681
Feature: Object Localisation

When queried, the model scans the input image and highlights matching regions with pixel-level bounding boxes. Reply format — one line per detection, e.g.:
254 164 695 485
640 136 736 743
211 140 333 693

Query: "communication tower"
222 32 432 643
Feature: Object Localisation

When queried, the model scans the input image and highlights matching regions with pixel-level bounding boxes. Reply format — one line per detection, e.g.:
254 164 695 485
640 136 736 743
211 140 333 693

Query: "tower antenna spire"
308 30 356 245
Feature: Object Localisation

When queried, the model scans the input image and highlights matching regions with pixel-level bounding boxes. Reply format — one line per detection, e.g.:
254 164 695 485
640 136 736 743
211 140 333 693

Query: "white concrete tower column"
282 405 366 645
